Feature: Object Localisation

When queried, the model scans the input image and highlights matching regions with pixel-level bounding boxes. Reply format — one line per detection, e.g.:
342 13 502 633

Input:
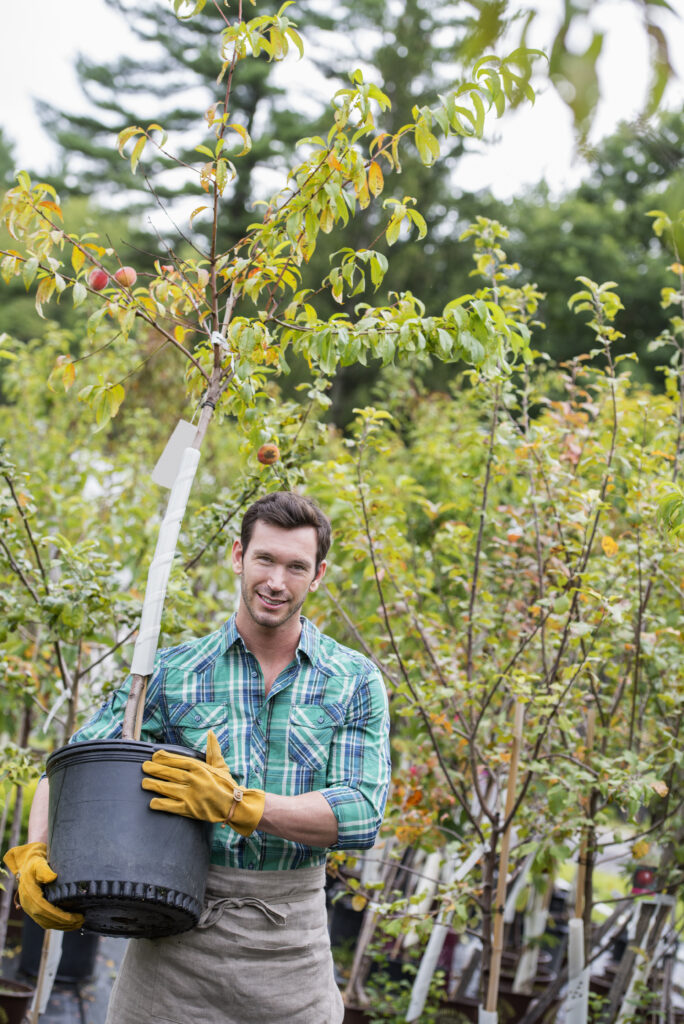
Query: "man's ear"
231 539 244 574
309 560 327 591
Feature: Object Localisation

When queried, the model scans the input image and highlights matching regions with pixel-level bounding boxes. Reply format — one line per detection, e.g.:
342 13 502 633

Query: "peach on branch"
88 268 109 291
257 444 280 465
114 266 137 287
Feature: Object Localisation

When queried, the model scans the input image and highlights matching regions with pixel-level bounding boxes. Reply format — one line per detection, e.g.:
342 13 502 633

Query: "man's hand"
3 842 85 932
141 731 265 837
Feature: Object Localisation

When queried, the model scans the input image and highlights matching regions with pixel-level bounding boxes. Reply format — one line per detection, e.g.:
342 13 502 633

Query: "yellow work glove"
141 731 265 838
3 842 85 932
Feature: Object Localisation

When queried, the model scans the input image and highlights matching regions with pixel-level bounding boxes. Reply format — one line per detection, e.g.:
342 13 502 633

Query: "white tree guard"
130 446 201 676
614 896 674 1024
405 844 484 1022
512 881 550 993
28 930 63 1021
478 1009 498 1024
562 917 589 1024
403 849 443 949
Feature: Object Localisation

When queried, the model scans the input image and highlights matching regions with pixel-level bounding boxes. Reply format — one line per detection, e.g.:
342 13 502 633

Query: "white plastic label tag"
151 420 197 488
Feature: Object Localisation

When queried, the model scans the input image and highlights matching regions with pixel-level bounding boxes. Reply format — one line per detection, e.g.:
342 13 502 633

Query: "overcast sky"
1 0 683 201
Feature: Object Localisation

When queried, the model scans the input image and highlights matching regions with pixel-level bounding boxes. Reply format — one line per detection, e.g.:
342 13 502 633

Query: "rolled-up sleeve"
320 668 391 850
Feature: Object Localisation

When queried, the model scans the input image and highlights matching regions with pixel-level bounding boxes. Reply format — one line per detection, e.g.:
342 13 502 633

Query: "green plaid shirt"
71 615 391 871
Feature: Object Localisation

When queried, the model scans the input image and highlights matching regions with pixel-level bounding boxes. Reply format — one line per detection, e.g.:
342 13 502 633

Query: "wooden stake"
121 673 149 741
485 701 524 1013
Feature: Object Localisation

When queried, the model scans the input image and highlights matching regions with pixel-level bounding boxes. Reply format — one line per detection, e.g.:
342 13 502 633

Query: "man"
5 491 391 1023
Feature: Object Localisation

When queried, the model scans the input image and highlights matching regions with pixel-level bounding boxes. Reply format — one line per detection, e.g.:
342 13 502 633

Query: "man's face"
232 521 326 631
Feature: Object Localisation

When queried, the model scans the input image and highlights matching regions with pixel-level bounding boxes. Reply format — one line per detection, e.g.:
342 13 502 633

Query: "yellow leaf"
320 206 335 234
351 894 367 912
327 151 343 173
71 247 85 275
632 839 650 860
117 125 141 155
368 160 384 197
130 134 147 174
200 163 214 192
227 122 252 157
651 780 668 798
601 536 618 557
174 325 187 344
190 206 209 228
62 361 76 391
38 200 63 221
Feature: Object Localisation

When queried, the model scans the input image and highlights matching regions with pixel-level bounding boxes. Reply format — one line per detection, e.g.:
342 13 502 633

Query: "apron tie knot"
197 895 287 929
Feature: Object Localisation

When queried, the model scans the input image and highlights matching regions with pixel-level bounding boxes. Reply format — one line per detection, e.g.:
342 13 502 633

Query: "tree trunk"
479 830 498 1004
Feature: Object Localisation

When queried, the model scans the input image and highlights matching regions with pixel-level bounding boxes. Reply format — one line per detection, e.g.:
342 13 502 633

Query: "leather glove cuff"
222 785 265 837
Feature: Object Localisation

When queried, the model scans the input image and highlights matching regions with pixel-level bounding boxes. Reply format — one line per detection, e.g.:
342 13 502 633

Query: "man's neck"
234 607 302 667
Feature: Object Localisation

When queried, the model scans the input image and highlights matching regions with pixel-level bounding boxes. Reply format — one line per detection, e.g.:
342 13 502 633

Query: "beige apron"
105 863 345 1024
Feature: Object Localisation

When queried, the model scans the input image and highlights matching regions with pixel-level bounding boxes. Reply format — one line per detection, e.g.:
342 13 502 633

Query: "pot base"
46 878 203 938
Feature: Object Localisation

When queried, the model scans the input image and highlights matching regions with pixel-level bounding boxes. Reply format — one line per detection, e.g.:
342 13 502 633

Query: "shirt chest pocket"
166 701 229 755
287 705 338 772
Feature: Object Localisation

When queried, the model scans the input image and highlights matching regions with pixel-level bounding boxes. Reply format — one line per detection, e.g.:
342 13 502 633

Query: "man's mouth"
257 592 287 609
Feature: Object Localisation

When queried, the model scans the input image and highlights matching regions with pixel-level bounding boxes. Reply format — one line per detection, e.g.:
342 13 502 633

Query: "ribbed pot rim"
47 739 203 774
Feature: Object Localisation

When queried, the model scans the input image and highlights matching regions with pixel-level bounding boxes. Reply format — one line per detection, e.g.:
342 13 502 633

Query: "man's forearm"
28 776 50 845
258 791 338 848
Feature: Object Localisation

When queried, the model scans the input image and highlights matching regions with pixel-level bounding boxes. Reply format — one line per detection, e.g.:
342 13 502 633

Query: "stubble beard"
240 574 306 630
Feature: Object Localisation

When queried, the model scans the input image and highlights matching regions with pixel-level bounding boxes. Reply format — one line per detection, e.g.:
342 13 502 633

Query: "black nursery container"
45 740 212 939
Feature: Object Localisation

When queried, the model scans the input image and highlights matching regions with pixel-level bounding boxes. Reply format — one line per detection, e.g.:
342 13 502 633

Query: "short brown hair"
240 492 332 569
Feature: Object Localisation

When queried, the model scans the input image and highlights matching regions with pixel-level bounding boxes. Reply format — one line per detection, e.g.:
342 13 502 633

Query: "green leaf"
22 257 39 292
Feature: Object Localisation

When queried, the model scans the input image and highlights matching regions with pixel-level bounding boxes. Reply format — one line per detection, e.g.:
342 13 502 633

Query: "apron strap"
197 895 287 930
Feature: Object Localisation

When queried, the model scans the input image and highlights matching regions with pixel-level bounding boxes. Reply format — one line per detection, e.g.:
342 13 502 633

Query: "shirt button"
318 715 325 724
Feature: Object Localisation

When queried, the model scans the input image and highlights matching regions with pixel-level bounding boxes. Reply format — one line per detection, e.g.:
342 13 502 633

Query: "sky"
1 0 683 202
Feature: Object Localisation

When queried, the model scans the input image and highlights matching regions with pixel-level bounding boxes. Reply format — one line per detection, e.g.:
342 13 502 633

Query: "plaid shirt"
71 615 391 871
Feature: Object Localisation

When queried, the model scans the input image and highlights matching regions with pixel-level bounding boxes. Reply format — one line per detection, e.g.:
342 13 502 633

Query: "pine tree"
39 0 318 253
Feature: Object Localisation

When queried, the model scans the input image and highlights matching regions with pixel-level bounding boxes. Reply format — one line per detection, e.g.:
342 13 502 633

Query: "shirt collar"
221 612 320 666
297 616 320 665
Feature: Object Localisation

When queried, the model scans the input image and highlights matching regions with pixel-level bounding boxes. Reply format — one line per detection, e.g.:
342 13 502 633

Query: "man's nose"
266 565 286 589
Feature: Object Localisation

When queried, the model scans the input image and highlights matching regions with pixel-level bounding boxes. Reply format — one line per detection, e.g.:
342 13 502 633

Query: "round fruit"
88 268 109 291
114 266 137 287
257 443 280 465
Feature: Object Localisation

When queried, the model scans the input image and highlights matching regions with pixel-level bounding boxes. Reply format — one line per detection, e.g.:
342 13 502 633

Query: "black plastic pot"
0 977 35 1024
19 916 100 983
45 740 212 939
